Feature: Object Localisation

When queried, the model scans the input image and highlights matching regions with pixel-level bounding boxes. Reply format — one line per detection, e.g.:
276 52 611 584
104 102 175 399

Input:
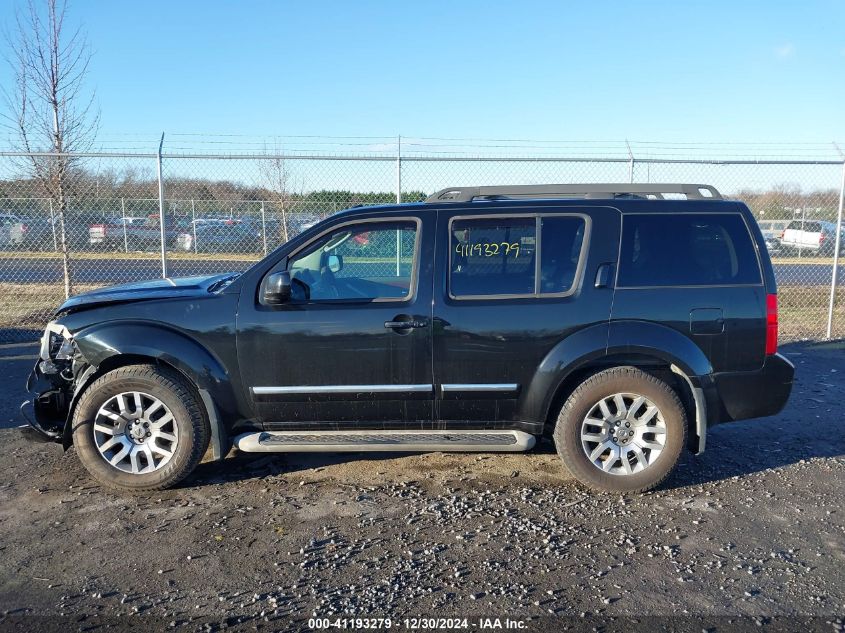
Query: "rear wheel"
72 364 209 491
553 366 686 493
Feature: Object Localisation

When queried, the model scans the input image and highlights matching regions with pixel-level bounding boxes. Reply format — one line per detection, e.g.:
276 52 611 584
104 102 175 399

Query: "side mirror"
263 271 291 305
327 254 343 273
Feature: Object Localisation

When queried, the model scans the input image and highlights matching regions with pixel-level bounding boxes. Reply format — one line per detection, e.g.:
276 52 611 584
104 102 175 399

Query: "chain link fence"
0 150 843 343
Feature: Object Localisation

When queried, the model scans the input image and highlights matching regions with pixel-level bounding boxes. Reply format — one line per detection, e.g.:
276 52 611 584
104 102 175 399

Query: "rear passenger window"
618 214 761 287
449 215 586 298
451 218 536 297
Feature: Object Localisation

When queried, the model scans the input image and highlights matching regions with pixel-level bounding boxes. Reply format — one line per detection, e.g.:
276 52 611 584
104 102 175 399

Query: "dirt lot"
0 341 843 632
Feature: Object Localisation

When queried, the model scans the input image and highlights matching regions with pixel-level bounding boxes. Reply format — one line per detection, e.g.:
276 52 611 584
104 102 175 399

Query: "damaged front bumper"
19 322 79 444
20 361 69 443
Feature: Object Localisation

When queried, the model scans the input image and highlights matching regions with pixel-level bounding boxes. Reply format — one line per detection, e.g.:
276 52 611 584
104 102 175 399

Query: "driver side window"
287 220 418 302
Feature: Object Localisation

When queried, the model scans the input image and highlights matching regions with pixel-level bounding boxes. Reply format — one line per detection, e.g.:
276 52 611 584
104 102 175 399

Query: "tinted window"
539 216 586 293
449 215 587 297
288 221 417 301
450 218 536 296
618 214 761 287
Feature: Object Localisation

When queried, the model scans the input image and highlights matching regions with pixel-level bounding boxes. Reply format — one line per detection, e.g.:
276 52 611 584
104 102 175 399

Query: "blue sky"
0 0 843 154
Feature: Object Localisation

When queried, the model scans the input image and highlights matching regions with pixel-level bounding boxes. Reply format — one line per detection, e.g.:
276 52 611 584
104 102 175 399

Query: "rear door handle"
594 263 615 288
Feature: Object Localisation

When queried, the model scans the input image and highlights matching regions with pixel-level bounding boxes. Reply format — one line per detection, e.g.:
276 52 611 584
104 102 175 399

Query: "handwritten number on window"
455 242 520 258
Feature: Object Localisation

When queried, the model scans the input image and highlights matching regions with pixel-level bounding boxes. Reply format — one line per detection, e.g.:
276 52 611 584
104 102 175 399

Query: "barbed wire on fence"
0 148 843 344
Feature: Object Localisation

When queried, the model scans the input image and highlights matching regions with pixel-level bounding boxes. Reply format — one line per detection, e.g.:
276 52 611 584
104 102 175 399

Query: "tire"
71 364 210 491
553 366 686 493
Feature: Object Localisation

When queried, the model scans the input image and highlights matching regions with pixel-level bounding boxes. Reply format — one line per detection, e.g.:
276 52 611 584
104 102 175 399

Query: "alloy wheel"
580 392 667 476
92 391 179 474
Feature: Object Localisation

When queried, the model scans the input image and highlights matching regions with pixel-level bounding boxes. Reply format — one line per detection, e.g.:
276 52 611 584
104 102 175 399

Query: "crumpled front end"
20 322 89 443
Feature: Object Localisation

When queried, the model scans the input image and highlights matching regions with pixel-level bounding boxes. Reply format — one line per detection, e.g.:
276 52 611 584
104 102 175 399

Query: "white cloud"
775 43 795 59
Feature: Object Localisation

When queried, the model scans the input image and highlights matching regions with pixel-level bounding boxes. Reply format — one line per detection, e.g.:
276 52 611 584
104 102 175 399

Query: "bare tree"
260 145 302 243
3 0 99 297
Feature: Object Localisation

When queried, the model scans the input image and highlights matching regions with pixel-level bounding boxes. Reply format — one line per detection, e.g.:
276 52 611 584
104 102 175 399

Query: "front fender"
66 322 237 457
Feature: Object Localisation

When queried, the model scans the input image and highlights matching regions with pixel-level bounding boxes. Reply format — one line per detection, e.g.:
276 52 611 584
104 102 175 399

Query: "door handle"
594 263 615 288
384 320 427 330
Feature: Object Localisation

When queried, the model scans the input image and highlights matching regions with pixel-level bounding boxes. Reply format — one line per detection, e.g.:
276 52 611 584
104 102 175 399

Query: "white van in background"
780 220 844 256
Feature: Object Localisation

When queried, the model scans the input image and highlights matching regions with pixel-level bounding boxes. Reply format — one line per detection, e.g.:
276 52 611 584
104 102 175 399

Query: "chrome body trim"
440 383 519 393
251 384 433 395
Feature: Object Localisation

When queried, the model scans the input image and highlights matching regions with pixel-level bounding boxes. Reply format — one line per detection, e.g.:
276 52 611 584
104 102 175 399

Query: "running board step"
234 430 536 453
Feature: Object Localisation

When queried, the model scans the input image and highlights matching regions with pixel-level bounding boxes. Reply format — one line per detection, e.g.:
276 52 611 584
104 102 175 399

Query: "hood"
57 273 238 314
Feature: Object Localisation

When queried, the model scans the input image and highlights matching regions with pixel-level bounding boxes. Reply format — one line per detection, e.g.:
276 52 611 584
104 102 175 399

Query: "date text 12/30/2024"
308 617 528 630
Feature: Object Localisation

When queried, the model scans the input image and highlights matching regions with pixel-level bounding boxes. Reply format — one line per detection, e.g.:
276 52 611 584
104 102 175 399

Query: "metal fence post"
825 160 845 339
261 201 268 255
798 209 805 258
156 132 169 278
396 135 402 204
626 140 635 183
191 199 198 253
121 197 129 252
396 135 402 275
48 198 58 251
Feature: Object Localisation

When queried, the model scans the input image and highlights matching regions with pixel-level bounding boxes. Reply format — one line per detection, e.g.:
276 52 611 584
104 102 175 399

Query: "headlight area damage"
20 322 92 444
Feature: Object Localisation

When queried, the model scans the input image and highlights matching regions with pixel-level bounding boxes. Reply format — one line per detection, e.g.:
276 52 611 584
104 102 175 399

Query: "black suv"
21 184 794 493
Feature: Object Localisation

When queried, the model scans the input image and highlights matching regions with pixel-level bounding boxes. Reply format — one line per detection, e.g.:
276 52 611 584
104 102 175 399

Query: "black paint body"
23 198 794 455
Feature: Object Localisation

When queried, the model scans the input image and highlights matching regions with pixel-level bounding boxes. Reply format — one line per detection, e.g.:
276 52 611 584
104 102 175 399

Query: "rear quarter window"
618 213 762 287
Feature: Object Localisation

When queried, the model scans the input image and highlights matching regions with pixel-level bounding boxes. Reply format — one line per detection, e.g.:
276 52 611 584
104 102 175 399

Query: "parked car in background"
756 219 789 255
289 214 321 235
10 216 58 250
174 221 259 253
780 219 844 256
181 214 323 252
0 213 22 247
89 215 177 251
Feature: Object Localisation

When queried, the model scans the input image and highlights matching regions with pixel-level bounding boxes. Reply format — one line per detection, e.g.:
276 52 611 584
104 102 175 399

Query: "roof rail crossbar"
425 183 722 203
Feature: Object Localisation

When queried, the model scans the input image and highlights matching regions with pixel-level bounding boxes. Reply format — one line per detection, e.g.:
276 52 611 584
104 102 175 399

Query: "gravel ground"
0 341 843 632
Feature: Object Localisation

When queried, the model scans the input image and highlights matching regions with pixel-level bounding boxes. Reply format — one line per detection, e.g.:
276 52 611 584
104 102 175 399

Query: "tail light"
820 233 827 245
780 230 785 240
766 294 778 355
21 224 28 233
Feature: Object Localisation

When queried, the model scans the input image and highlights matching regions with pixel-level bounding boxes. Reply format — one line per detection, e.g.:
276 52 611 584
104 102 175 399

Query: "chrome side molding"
441 383 519 393
251 384 433 395
251 383 520 395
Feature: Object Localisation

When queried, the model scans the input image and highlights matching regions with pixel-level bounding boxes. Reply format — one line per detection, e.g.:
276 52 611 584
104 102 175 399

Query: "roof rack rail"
425 183 722 203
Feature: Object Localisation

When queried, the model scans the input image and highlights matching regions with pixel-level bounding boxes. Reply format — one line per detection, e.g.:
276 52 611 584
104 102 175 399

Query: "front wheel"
72 364 210 491
553 366 686 493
